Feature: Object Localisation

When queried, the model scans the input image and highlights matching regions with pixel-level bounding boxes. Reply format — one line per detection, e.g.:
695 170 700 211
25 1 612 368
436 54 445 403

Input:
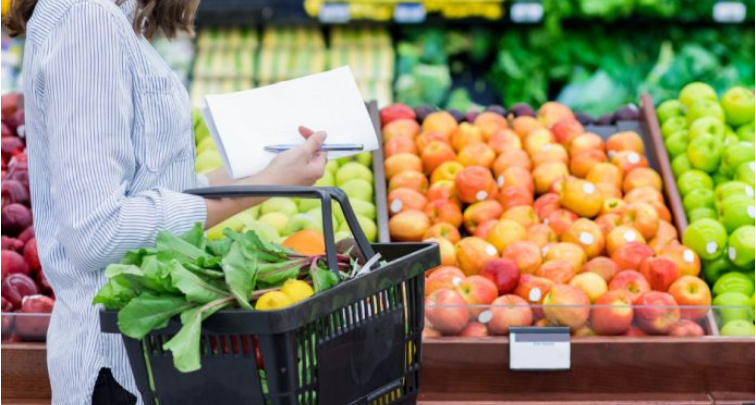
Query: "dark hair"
4 0 200 39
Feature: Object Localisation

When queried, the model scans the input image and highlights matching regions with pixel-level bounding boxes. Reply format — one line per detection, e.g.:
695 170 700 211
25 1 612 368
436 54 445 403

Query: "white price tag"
510 327 570 371
713 1 746 23
319 2 350 23
394 2 426 23
510 2 544 23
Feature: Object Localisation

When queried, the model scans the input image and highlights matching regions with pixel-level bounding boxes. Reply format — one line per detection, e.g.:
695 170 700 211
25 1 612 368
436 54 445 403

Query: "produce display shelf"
420 336 755 404
366 100 392 243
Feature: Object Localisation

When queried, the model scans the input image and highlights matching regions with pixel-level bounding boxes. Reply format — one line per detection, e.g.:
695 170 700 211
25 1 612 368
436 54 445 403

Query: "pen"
264 143 365 153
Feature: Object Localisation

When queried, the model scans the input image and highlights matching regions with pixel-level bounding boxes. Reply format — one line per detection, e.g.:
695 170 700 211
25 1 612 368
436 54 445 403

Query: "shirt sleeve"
40 3 207 272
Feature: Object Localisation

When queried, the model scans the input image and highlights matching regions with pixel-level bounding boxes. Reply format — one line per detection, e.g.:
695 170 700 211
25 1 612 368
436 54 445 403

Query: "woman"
5 0 327 403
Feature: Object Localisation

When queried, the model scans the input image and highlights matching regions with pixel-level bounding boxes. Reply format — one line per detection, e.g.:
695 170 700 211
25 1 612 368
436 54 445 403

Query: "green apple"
349 199 377 220
716 181 754 202
719 195 755 234
325 160 340 174
242 220 279 242
314 171 335 188
713 272 755 296
334 230 353 242
688 117 726 141
723 132 740 147
284 213 320 235
332 203 346 224
734 162 755 188
736 122 755 143
657 99 686 123
721 141 755 176
720 320 755 336
661 116 688 139
688 207 718 224
338 215 377 242
193 108 211 144
306 207 339 233
703 255 735 285
713 292 752 324
196 136 217 155
687 99 725 124
712 171 730 186
683 188 716 213
195 150 223 174
258 212 290 235
336 156 354 167
206 212 252 240
721 86 756 127
355 152 373 167
677 170 714 196
682 218 728 260
247 205 261 220
687 134 723 173
671 154 693 178
335 162 374 186
340 179 374 202
728 225 755 268
664 130 689 158
260 197 299 217
297 198 320 213
679 82 718 108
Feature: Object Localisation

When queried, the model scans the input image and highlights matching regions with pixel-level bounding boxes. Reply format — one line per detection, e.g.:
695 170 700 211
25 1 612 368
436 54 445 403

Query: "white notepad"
202 66 379 179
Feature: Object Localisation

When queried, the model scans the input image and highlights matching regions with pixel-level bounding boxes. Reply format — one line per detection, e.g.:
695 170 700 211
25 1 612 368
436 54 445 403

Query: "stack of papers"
202 67 379 179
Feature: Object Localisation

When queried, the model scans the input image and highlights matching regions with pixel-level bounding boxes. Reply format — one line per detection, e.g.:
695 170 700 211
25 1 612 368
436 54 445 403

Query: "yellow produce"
281 279 314 303
255 291 293 311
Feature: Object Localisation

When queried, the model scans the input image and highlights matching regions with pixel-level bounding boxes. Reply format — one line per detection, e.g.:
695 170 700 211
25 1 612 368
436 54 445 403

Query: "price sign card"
509 326 570 371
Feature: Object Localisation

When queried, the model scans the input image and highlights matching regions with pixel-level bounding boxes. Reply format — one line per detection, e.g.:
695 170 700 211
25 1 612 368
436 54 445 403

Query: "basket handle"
185 185 377 276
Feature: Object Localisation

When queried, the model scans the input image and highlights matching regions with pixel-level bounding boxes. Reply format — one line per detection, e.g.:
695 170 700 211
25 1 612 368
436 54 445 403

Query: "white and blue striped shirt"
22 0 207 403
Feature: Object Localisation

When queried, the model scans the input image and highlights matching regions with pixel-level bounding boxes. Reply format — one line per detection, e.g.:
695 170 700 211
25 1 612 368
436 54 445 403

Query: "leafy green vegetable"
94 224 369 373
117 293 195 340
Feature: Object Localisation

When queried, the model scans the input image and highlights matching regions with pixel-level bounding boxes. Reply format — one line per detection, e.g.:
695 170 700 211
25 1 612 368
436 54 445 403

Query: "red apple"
668 320 705 337
425 289 470 335
608 270 651 302
590 289 634 335
487 294 534 335
460 322 489 337
633 291 680 335
667 275 711 321
480 258 521 295
543 285 591 330
426 266 466 297
454 275 499 318
639 256 679 292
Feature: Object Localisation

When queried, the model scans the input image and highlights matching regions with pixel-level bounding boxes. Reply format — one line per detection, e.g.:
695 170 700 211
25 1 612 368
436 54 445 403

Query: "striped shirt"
22 0 207 403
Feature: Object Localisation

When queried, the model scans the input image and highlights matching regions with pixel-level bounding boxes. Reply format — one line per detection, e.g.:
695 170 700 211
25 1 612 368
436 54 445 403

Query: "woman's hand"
255 126 328 186
203 127 328 228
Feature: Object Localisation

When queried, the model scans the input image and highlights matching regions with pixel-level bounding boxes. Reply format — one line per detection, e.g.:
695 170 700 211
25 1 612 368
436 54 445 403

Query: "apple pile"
380 101 712 337
657 82 755 336
1 93 56 341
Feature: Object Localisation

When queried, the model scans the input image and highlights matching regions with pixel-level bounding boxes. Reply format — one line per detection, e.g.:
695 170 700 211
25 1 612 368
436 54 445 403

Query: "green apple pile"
657 83 755 336
191 112 380 245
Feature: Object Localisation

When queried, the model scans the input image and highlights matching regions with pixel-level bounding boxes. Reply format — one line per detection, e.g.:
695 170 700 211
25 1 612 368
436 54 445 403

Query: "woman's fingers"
298 126 315 138
302 131 327 157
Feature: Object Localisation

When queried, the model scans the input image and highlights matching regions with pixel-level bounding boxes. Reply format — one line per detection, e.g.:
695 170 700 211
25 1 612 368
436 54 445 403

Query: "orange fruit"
282 230 326 255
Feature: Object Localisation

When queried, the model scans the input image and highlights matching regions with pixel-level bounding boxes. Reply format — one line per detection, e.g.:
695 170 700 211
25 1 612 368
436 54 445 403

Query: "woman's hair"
4 0 200 39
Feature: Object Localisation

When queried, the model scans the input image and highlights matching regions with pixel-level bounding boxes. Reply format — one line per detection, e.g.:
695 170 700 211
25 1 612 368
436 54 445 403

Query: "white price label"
510 327 570 370
713 1 747 23
394 3 426 23
510 2 544 23
319 2 350 23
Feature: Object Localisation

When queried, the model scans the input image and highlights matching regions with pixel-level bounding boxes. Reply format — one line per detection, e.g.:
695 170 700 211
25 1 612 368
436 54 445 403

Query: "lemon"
281 279 314 303
255 291 293 311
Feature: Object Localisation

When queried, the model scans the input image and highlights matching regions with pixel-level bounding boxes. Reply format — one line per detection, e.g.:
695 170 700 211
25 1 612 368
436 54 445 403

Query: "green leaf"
181 223 206 250
206 239 232 257
92 275 137 309
156 230 210 263
169 261 229 304
163 297 233 373
117 293 195 339
120 248 158 266
311 264 339 294
257 261 302 288
140 256 180 293
220 241 257 310
104 263 167 293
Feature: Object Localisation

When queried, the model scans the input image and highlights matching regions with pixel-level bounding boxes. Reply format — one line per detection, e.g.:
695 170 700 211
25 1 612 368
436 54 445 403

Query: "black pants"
92 368 137 405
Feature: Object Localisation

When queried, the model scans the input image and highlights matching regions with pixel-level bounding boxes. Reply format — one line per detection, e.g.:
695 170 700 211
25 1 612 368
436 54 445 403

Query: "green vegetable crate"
100 186 440 405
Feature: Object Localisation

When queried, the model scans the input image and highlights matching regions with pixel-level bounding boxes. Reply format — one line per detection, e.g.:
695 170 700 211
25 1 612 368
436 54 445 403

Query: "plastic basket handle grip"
184 185 377 275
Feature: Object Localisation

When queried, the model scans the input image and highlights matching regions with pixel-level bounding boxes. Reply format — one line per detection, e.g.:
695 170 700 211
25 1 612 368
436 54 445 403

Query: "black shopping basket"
100 186 440 405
